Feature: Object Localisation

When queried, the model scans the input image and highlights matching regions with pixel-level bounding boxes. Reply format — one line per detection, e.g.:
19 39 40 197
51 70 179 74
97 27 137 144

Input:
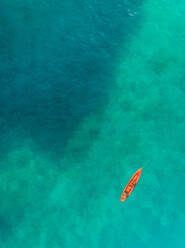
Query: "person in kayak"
124 180 136 197
128 180 136 189
131 179 136 186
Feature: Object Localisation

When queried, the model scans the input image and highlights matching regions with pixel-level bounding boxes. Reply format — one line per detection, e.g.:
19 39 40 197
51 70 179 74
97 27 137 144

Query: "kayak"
120 168 142 202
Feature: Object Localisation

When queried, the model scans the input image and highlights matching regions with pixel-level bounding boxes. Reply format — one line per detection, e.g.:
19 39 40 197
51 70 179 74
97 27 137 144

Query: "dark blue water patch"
0 215 13 242
0 0 143 157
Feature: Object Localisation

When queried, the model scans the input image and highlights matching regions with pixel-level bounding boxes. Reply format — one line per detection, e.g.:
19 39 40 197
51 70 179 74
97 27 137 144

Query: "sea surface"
0 0 185 247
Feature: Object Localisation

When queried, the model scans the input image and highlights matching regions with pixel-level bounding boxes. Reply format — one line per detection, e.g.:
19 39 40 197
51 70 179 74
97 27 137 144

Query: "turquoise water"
0 0 185 247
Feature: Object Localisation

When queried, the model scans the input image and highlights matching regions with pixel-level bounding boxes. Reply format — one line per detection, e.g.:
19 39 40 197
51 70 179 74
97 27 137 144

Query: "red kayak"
120 168 142 202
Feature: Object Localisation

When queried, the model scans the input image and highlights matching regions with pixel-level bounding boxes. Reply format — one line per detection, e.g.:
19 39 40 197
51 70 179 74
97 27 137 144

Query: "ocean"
0 0 185 247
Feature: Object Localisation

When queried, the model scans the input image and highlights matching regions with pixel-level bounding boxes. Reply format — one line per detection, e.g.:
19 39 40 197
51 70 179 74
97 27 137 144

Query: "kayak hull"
120 168 142 202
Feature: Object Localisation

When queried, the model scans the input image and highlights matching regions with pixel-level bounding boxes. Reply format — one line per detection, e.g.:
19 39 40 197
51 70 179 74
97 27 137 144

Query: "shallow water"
0 0 185 247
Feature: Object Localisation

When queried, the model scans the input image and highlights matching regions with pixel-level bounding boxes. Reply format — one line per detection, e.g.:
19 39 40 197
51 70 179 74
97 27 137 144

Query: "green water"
0 0 185 247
